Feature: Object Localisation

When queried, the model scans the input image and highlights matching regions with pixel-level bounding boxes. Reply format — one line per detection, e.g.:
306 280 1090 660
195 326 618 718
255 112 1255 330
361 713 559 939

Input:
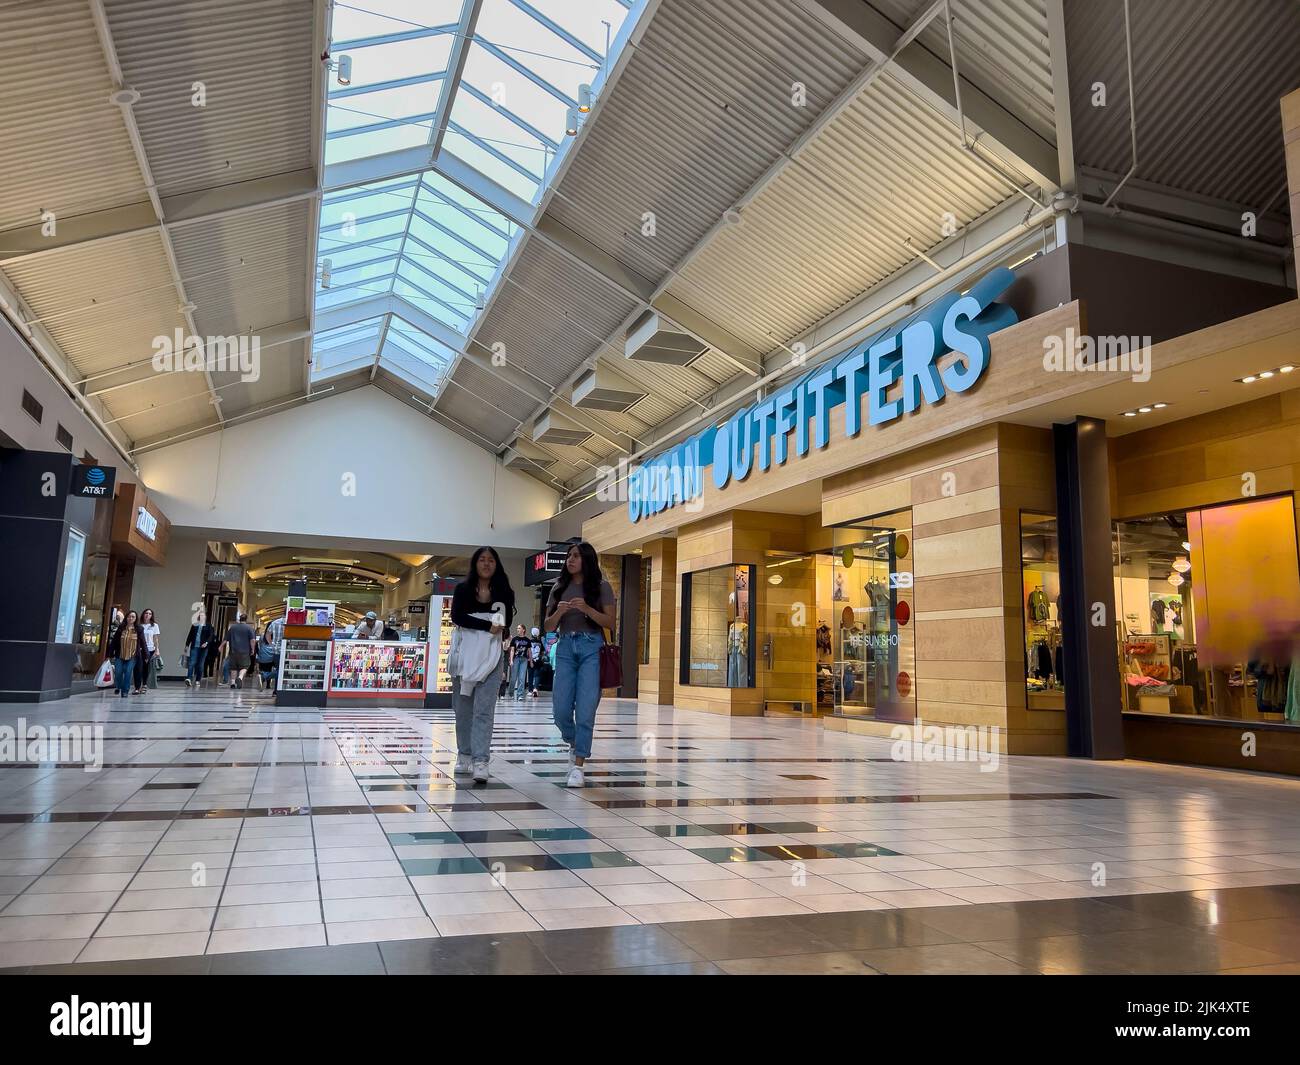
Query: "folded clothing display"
1125 641 1157 655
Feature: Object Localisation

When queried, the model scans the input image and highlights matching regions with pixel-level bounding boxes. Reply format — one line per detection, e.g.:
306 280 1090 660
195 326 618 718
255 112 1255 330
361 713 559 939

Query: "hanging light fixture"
319 258 332 289
565 107 580 136
578 84 593 113
336 54 353 86
1172 556 1191 573
1168 572 1185 588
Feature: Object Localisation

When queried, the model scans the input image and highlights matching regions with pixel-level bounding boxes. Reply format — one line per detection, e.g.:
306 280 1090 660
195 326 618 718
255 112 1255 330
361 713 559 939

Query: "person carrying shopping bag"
448 546 515 786
544 542 617 789
107 611 143 700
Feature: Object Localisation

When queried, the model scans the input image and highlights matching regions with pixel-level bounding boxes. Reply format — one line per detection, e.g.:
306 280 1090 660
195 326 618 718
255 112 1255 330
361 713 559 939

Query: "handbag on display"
598 630 623 689
95 660 115 688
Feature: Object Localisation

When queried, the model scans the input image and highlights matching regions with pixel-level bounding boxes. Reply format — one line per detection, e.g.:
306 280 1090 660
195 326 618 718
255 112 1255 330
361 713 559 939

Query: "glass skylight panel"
330 0 463 42
311 0 646 413
311 316 385 381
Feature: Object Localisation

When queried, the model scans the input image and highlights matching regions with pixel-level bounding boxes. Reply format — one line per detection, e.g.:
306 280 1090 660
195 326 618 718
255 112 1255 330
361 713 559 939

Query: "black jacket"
107 622 143 659
185 623 213 649
450 581 514 633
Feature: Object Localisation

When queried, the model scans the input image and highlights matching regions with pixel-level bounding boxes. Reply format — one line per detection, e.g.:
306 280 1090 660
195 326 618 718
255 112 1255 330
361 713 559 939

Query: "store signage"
134 505 159 542
69 464 115 498
525 547 569 586
206 562 243 583
407 601 427 616
627 268 1019 522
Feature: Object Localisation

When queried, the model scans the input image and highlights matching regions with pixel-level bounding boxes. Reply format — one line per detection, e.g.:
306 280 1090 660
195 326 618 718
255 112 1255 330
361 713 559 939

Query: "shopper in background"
222 613 256 690
205 625 222 678
544 542 617 788
353 612 383 639
381 617 400 641
527 626 545 698
508 624 530 701
137 608 161 692
107 610 142 700
184 613 213 688
450 545 515 785
255 625 278 691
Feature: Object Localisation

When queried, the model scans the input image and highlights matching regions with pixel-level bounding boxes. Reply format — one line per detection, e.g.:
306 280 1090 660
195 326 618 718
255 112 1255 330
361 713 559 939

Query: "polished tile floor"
2 684 1299 973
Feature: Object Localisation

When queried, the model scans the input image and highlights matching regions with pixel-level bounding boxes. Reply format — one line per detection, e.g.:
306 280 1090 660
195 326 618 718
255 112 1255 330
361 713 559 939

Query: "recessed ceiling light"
1138 406 1152 413
1282 366 1295 373
1243 376 1257 383
1260 370 1275 379
1153 402 1167 409
1123 411 1138 417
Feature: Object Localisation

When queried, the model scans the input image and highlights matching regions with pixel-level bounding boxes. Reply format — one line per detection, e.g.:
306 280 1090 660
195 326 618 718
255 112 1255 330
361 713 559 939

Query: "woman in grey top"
544 541 616 788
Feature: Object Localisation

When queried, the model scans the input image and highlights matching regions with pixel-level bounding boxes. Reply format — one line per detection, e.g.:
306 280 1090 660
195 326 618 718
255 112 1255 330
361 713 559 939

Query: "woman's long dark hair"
464 545 514 609
553 541 602 608
139 608 154 626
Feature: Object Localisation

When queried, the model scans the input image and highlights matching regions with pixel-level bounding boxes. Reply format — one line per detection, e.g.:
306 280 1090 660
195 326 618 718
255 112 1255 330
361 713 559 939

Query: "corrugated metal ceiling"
1068 0 1300 210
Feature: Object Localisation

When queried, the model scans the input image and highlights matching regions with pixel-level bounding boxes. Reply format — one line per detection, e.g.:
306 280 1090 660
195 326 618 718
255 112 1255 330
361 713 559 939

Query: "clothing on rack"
1027 588 1049 622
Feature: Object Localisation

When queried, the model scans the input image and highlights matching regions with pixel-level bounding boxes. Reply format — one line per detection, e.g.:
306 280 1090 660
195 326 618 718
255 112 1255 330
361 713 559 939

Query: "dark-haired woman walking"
450 546 515 785
544 542 616 788
107 610 143 700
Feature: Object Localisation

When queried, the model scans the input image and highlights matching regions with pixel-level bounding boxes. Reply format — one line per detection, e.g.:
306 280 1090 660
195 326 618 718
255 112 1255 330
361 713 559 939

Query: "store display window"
1114 495 1300 725
817 510 916 722
1021 513 1065 709
681 564 754 687
639 557 651 666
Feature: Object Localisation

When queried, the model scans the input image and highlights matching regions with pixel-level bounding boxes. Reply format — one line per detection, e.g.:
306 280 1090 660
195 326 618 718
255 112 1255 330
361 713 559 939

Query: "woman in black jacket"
449 546 514 785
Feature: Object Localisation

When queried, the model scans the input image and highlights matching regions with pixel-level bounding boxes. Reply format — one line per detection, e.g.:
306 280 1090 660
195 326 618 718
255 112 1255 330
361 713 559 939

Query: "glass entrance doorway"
816 511 916 722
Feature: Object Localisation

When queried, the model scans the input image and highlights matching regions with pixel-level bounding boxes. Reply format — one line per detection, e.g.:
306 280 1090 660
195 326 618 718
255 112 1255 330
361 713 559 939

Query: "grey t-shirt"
548 579 615 635
226 623 255 655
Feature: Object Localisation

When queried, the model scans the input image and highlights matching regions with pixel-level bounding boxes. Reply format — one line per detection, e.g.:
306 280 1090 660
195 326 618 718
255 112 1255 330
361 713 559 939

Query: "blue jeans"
186 644 207 682
511 656 528 699
114 656 136 696
551 632 603 759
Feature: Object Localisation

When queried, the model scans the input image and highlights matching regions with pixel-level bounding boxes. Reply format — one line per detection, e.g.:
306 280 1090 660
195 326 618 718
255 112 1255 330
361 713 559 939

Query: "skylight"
311 0 641 400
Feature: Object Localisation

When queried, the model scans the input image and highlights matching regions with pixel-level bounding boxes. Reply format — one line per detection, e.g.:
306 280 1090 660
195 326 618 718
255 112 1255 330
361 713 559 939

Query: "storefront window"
1114 495 1300 725
639 557 651 665
55 528 85 643
1021 513 1065 709
681 564 754 687
819 510 916 722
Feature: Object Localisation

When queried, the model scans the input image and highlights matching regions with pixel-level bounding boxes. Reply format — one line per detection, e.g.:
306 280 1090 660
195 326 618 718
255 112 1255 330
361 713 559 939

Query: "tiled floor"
2 685 1300 973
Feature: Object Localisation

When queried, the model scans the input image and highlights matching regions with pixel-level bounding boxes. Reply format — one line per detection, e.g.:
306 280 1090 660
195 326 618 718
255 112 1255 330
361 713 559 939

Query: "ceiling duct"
571 365 646 413
625 310 709 365
531 411 592 447
503 440 556 471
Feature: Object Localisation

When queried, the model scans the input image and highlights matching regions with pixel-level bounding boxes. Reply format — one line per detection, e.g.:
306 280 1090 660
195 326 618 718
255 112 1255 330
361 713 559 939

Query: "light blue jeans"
551 632 603 759
511 656 528 699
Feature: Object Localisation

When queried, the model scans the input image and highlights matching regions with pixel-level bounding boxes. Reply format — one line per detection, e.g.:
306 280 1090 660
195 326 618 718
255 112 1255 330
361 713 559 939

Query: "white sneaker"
454 754 472 774
184 678 191 688
472 760 489 784
565 766 585 789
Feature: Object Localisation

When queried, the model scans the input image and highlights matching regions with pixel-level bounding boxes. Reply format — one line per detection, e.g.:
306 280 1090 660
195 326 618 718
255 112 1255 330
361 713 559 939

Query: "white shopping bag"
95 659 115 688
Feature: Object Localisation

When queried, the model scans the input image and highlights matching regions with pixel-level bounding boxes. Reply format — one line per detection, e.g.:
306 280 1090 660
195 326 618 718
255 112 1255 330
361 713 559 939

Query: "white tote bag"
95 660 115 688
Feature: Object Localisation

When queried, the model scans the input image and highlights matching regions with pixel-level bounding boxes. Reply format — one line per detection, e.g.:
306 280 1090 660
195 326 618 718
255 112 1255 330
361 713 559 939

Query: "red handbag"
598 633 623 689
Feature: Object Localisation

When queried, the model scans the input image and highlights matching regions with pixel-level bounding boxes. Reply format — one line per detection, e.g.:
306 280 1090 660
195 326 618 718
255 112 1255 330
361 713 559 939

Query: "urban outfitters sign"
627 268 1018 523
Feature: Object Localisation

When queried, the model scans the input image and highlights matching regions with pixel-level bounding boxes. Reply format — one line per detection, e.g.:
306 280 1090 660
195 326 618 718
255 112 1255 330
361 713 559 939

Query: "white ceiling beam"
88 0 223 428
0 165 316 267
304 0 332 392
430 0 483 158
